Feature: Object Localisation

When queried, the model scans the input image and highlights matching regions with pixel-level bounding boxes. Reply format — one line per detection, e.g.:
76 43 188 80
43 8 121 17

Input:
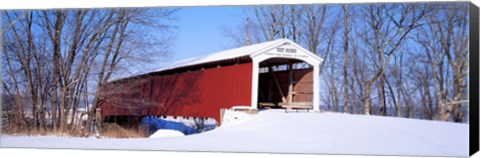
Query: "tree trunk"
364 83 372 115
378 75 387 116
342 5 350 113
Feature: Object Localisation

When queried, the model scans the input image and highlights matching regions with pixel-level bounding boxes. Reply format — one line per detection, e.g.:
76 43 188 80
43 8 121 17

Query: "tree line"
1 8 177 135
224 2 469 122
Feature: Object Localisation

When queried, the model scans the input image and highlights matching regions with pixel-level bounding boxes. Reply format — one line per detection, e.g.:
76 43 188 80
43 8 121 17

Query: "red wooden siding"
98 62 253 123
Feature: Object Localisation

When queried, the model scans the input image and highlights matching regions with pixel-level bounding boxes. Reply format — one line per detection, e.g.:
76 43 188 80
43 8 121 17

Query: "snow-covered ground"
149 129 185 138
0 110 468 157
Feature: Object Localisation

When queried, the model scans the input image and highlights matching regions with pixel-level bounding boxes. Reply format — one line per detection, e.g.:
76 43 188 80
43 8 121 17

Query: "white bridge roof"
111 38 322 82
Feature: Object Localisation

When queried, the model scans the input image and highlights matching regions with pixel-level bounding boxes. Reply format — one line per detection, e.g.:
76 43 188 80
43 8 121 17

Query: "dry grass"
1 122 86 137
2 123 148 138
1 120 48 136
2 118 148 138
100 123 148 138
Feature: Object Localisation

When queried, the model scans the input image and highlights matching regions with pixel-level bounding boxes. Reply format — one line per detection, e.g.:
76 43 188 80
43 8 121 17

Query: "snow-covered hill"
0 110 468 157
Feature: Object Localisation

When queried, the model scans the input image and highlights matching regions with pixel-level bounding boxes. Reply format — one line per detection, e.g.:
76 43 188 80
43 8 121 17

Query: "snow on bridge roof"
111 38 322 82
111 39 285 81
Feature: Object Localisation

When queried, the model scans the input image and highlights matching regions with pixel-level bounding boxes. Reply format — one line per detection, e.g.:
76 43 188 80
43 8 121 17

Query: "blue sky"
171 6 247 61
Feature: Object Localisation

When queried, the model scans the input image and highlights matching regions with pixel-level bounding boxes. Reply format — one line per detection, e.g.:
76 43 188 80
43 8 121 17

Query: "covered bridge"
97 39 323 123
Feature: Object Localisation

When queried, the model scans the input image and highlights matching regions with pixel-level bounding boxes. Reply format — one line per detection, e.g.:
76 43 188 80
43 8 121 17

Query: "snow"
149 129 185 138
110 39 288 81
0 110 468 157
221 109 255 126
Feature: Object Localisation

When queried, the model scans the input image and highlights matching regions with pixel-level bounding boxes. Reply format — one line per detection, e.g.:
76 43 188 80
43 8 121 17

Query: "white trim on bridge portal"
249 39 322 112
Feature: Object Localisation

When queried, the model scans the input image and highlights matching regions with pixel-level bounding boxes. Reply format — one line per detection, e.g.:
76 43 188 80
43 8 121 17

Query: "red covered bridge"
97 39 323 123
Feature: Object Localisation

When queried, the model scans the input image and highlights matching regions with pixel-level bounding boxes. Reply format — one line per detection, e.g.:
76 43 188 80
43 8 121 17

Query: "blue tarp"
140 117 198 135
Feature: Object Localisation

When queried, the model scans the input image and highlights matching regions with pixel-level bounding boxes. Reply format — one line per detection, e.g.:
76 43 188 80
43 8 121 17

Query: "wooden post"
267 65 272 102
95 108 102 134
287 63 294 104
268 66 286 103
268 79 273 102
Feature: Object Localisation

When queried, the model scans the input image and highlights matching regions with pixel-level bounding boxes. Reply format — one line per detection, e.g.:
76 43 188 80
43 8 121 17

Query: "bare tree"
302 5 328 55
2 8 177 135
86 8 178 134
358 3 430 115
342 5 351 113
416 3 469 122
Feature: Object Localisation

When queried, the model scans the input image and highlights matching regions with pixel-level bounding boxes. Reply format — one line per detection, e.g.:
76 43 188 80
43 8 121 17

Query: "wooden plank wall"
257 68 313 105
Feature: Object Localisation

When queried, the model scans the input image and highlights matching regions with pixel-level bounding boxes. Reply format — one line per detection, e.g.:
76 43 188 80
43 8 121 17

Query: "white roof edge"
287 39 324 62
249 39 288 58
250 38 324 62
